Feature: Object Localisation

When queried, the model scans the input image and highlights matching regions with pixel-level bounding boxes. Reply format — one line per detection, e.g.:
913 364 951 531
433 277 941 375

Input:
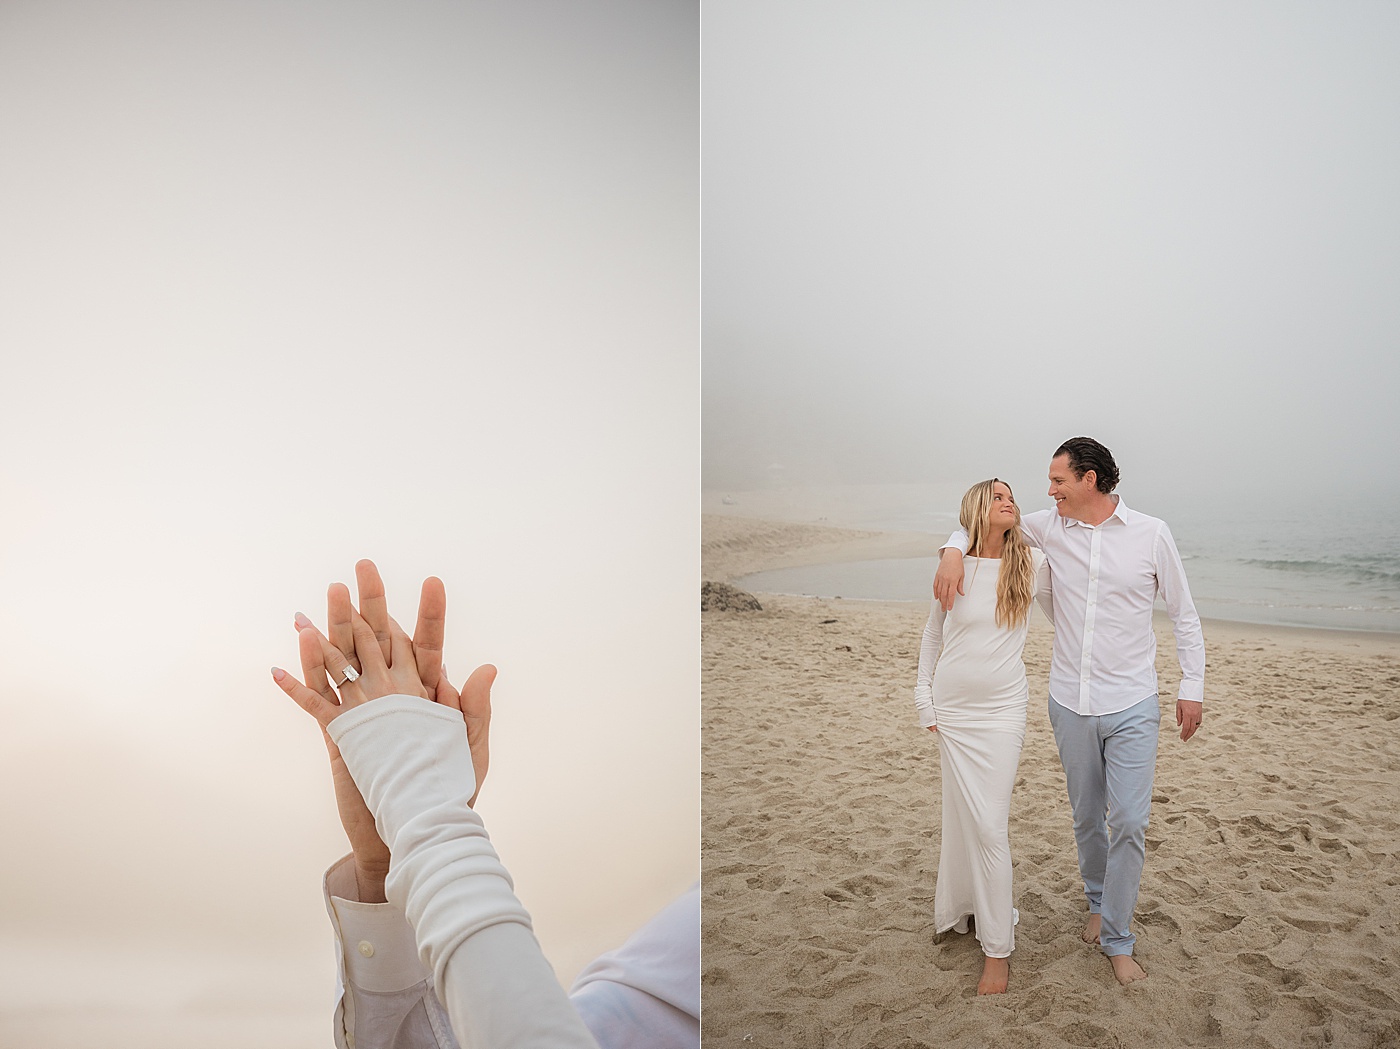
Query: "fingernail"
294 612 312 630
271 667 286 681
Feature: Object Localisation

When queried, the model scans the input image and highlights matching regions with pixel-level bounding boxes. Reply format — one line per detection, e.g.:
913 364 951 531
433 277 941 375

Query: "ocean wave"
1200 595 1400 614
1237 557 1400 584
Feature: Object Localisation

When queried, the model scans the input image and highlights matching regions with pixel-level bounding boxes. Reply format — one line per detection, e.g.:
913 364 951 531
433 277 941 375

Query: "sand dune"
702 514 1400 1048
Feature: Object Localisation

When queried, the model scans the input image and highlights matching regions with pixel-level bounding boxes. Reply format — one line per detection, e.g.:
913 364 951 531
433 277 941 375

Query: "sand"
702 513 1400 1048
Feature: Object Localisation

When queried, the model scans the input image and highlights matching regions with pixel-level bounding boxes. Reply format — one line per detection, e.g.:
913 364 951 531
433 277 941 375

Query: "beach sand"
702 513 1400 1048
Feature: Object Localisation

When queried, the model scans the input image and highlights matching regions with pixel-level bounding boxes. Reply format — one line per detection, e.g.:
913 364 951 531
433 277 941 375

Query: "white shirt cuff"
325 854 432 994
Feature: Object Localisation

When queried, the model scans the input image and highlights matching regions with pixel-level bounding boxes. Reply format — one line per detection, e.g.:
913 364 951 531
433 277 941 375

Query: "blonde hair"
959 478 1035 629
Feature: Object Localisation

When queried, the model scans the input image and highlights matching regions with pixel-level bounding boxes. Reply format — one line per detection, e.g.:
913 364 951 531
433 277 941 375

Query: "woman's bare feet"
1109 954 1147 985
1082 913 1101 944
977 956 1010 995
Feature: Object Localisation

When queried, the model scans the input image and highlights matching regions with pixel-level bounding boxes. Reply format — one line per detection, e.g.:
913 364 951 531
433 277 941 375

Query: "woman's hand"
280 606 430 719
928 725 938 733
325 560 496 803
287 620 393 897
274 605 427 901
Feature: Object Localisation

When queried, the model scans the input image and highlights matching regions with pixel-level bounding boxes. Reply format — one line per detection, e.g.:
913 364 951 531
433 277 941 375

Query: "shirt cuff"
1177 682 1204 704
326 854 431 994
939 533 970 555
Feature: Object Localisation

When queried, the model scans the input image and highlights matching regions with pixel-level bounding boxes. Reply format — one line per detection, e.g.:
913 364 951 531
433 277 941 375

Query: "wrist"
354 861 390 904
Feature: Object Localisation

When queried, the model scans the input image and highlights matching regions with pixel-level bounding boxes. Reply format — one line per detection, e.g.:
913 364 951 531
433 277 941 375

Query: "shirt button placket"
1079 527 1101 715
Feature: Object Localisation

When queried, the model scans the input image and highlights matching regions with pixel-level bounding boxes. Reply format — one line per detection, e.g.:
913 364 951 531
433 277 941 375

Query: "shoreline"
702 511 1400 645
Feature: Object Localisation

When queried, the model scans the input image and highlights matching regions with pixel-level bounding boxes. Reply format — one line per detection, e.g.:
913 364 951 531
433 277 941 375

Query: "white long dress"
913 550 1051 958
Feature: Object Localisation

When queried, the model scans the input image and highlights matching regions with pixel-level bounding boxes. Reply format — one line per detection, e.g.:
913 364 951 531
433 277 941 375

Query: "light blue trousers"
1046 694 1160 957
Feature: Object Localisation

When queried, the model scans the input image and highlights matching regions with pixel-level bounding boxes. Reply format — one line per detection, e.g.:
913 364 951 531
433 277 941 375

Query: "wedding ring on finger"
336 664 360 687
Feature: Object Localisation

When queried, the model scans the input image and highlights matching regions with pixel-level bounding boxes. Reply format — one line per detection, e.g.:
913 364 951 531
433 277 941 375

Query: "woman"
913 479 1051 995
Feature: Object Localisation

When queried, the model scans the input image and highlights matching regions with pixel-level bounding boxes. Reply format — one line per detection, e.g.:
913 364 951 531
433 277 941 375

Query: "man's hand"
290 622 392 900
1176 700 1203 742
933 548 966 612
275 561 497 902
927 725 938 733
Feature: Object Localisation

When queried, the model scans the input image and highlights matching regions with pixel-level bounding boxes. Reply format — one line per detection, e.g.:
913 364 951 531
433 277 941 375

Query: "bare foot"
977 956 1010 995
1082 913 1101 945
1109 954 1147 985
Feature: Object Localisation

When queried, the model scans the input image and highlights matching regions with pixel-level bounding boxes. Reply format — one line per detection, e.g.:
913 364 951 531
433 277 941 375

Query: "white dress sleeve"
913 596 947 728
329 695 600 1049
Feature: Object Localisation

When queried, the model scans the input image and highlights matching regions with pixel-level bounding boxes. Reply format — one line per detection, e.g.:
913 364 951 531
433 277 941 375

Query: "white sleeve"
1153 523 1206 704
568 887 700 1049
324 855 459 1049
330 696 600 1049
913 598 946 728
321 862 699 1049
938 529 970 555
1032 548 1054 625
1020 509 1054 549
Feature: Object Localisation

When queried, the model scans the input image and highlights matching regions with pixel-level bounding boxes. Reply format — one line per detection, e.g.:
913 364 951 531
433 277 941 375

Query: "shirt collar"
1065 494 1130 528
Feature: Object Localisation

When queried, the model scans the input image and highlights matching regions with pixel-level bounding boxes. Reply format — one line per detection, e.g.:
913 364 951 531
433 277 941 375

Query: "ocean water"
723 486 1400 635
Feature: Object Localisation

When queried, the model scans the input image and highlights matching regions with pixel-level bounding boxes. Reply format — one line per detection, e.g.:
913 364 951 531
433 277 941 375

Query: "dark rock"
702 581 762 612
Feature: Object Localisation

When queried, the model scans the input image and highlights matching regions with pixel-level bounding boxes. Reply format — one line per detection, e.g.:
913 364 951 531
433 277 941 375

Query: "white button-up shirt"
945 496 1205 716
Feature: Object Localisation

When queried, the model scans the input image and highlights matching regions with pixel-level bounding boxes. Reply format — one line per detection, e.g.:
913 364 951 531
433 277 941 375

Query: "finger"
297 622 339 707
414 576 446 692
387 613 416 673
327 583 359 672
313 625 365 700
460 663 496 723
459 663 495 807
957 579 965 596
350 608 388 676
434 663 463 713
355 559 393 663
271 666 339 730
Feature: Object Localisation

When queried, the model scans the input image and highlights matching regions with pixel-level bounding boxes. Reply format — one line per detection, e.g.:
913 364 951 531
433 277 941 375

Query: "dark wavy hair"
1054 437 1120 494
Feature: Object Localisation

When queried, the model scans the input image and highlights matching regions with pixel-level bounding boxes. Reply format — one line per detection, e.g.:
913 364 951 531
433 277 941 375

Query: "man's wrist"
354 862 390 904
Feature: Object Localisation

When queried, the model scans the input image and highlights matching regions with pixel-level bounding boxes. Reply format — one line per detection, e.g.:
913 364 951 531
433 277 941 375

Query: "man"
933 437 1204 985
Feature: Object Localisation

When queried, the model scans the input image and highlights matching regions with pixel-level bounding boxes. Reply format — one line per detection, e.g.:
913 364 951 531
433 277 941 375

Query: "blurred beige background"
0 2 697 1045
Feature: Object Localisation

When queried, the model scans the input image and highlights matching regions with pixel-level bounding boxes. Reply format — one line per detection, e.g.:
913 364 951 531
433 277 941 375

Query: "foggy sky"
703 2 1400 501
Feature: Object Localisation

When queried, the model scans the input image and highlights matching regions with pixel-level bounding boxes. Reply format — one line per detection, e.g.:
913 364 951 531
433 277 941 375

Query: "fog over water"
704 2 1400 505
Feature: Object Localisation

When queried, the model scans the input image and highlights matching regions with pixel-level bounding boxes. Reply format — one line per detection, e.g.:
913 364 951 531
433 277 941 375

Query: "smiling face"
1047 453 1099 519
989 480 1019 531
